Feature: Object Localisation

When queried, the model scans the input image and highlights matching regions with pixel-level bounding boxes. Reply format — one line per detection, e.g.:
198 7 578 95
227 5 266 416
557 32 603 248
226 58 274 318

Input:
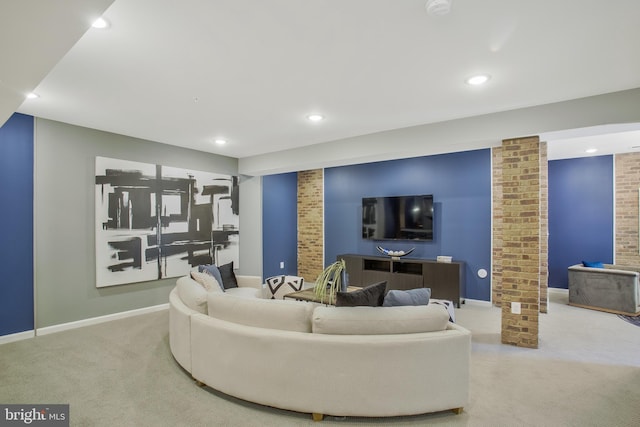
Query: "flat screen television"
362 195 434 241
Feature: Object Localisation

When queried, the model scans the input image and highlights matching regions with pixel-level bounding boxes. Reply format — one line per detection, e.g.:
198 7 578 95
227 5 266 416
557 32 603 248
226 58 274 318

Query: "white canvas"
95 157 239 287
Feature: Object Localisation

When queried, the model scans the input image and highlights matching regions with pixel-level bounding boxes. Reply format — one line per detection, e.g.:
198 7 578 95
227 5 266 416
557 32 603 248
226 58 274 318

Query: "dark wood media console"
338 254 465 307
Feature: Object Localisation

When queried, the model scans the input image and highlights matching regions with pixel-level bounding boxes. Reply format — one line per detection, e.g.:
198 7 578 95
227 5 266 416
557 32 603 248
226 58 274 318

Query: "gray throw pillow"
383 288 431 307
336 281 387 307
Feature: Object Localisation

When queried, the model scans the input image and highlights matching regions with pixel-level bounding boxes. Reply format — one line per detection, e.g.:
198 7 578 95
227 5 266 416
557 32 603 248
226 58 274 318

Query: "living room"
1 1 640 425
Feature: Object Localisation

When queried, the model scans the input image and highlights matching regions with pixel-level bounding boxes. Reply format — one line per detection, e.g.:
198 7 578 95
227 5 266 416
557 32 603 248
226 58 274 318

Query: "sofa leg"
452 407 463 415
312 413 324 422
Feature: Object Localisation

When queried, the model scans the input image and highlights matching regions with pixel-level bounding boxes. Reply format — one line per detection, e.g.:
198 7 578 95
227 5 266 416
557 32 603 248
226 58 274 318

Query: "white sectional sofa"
169 274 471 421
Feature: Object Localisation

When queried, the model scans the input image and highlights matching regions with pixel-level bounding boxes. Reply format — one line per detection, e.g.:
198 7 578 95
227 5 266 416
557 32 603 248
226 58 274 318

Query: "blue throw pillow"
582 261 604 269
198 264 224 289
383 288 431 307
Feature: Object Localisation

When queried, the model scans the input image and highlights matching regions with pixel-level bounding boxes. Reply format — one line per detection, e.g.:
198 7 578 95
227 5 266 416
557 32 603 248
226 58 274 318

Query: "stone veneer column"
492 147 504 306
297 169 324 283
501 136 541 348
615 153 640 265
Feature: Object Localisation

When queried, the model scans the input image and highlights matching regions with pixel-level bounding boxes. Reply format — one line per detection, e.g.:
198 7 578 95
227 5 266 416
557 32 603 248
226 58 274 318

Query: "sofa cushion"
190 271 224 293
582 260 604 268
207 293 314 333
383 288 431 307
225 287 261 299
218 262 238 289
264 275 305 299
336 281 386 307
312 304 450 335
176 276 208 314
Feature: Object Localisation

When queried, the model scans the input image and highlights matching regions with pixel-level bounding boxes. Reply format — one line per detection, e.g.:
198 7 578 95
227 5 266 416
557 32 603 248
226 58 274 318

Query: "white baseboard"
548 287 569 295
36 303 169 336
0 330 36 345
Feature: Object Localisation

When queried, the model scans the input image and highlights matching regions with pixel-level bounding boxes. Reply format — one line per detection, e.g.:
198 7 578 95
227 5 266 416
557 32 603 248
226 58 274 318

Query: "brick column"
492 147 504 306
297 169 324 283
615 152 640 265
501 136 541 348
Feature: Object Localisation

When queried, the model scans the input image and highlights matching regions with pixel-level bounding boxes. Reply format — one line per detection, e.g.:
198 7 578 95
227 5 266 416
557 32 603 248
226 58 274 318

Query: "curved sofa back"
207 293 316 333
190 313 470 417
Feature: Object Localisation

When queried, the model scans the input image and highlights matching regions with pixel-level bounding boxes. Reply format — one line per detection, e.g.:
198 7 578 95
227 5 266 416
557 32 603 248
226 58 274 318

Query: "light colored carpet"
1 290 638 426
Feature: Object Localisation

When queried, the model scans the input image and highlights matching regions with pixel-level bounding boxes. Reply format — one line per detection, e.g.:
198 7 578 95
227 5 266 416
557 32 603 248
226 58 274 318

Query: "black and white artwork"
95 156 239 287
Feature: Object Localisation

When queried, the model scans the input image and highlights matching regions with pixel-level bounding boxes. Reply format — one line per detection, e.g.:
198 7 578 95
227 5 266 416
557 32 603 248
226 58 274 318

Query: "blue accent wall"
324 149 492 301
262 173 298 279
548 156 614 288
0 113 34 335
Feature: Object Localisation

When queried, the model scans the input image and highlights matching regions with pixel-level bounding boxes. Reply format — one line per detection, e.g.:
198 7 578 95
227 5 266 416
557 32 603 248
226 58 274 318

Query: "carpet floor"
1 290 639 426
618 314 640 327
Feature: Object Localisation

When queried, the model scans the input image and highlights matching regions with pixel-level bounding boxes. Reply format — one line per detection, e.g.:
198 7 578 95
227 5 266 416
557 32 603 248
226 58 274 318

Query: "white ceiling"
5 0 640 162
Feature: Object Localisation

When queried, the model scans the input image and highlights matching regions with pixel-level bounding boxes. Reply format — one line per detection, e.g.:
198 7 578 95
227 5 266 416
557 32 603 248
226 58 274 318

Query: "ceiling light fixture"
26 92 39 99
307 114 324 122
425 0 452 16
585 148 598 154
214 139 227 145
92 17 110 29
466 74 491 86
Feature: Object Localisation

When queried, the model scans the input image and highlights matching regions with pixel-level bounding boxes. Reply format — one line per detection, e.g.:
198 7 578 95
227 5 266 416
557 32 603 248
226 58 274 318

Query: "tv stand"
338 254 465 307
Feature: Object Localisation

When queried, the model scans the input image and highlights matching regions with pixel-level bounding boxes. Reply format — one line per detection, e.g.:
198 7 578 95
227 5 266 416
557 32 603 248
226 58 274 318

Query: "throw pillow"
582 260 604 268
264 275 304 299
383 287 431 307
198 264 224 288
336 281 387 307
190 271 223 293
217 261 238 289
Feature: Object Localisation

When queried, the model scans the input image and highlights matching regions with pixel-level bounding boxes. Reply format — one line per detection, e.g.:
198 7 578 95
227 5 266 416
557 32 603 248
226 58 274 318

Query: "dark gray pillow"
336 281 387 307
383 288 431 307
217 261 238 289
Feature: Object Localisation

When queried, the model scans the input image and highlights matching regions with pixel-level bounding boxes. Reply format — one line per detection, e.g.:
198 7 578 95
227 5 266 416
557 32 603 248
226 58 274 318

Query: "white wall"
239 88 640 176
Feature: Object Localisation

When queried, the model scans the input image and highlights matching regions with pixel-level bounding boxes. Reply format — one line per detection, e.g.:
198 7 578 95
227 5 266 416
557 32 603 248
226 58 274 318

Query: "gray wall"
34 118 261 328
238 175 263 278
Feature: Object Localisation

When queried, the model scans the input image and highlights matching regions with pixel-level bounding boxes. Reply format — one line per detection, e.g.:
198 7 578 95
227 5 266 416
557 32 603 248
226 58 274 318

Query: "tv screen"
362 195 434 241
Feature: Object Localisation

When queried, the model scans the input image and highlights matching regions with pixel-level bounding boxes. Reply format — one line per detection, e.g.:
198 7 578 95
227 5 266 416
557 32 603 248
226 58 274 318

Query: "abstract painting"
95 156 239 287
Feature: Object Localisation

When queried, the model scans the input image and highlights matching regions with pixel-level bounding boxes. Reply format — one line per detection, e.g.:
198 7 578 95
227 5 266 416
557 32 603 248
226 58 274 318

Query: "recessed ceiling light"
307 114 324 122
26 92 39 99
214 139 227 145
92 17 110 29
585 148 598 154
466 74 491 86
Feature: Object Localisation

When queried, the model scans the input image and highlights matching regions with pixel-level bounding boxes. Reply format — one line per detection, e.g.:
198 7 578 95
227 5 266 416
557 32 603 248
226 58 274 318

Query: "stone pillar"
297 169 324 283
501 136 541 348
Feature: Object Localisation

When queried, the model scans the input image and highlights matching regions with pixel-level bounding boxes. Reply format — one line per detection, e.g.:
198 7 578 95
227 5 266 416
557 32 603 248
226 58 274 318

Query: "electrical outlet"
280 261 284 269
511 302 521 315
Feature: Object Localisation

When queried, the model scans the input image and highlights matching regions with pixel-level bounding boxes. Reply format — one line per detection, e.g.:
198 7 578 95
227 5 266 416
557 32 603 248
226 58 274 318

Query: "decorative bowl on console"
376 246 415 260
